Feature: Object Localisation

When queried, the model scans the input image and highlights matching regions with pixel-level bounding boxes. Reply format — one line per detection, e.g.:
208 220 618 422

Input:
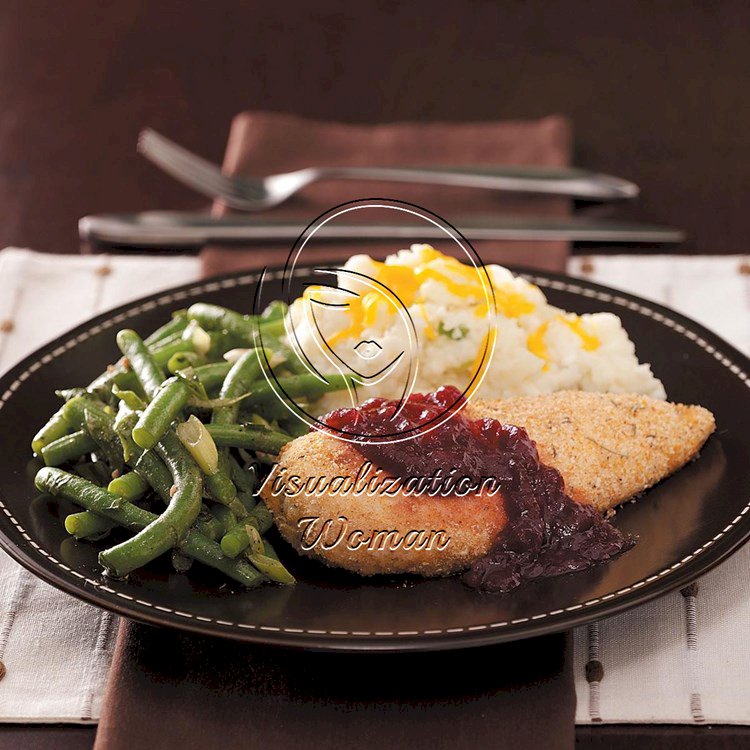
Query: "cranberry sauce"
322 385 634 592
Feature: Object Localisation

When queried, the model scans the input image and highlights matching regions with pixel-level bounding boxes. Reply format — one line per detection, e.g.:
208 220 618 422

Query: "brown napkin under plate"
96 622 574 750
201 111 571 276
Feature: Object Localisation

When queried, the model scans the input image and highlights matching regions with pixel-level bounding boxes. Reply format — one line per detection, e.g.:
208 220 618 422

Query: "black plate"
0 265 748 652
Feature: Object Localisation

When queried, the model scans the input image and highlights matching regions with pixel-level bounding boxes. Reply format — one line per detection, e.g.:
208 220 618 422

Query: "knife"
79 211 685 248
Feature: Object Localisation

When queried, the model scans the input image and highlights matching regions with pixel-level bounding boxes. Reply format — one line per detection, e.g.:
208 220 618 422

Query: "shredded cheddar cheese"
304 247 523 350
527 315 601 365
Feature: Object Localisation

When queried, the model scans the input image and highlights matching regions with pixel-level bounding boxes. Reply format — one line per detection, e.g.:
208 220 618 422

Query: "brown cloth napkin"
95 114 575 750
201 111 571 277
96 622 574 750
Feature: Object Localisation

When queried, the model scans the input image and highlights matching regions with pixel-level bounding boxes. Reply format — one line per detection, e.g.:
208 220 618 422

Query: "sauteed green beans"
31 303 351 589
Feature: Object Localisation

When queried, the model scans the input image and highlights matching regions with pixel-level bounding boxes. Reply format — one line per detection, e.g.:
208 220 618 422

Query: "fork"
138 129 639 210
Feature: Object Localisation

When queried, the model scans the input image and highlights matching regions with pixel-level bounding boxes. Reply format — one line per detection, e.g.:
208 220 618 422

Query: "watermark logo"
259 460 504 500
297 517 451 553
253 198 497 444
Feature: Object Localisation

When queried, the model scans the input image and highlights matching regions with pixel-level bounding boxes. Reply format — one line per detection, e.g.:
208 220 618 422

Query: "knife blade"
79 211 685 248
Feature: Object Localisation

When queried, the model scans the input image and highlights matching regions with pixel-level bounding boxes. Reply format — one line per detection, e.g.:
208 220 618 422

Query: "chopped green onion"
176 415 219 475
183 320 212 356
223 348 251 363
438 321 469 340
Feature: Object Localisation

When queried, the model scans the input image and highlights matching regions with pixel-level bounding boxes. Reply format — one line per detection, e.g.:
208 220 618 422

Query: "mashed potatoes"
287 245 665 409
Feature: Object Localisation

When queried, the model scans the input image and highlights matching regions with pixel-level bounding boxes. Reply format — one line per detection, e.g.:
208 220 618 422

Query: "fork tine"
138 130 228 184
138 130 252 205
139 134 231 202
140 131 266 203
139 130 236 193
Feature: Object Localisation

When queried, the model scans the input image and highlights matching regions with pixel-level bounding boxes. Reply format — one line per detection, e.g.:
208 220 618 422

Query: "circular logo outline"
252 198 497 444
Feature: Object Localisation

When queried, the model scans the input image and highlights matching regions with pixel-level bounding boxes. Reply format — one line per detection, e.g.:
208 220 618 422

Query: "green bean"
83 407 125 474
193 504 236 541
210 504 237 536
260 300 288 322
227 455 258 495
237 372 351 422
88 319 186 404
116 329 165 399
98 431 202 577
113 409 140 466
113 410 173 504
133 452 173 503
194 506 223 541
108 471 148 501
144 310 188 347
74 460 112 486
242 373 352 408
132 377 191 450
32 303 352 592
205 468 246 517
205 424 291 454
187 303 258 341
32 406 71 455
220 503 274 558
255 317 285 338
55 388 88 402
187 303 283 342
213 349 262 426
180 528 262 587
65 511 116 540
40 431 97 467
87 367 141 403
249 501 273 533
247 550 295 585
150 334 195 367
201 350 265 512
237 491 256 512
87 315 187 406
245 398 296 422
188 362 233 391
87 369 119 399
35 468 264 587
207 330 247 359
167 351 203 374
61 394 113 430
278 345 310 376
279 416 310 439
220 524 252 558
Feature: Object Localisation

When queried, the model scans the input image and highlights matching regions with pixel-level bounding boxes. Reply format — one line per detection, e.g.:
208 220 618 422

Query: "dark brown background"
0 0 747 255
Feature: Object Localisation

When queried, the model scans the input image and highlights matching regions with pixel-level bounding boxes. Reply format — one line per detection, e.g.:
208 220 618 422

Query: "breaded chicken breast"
465 392 716 513
262 392 715 577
